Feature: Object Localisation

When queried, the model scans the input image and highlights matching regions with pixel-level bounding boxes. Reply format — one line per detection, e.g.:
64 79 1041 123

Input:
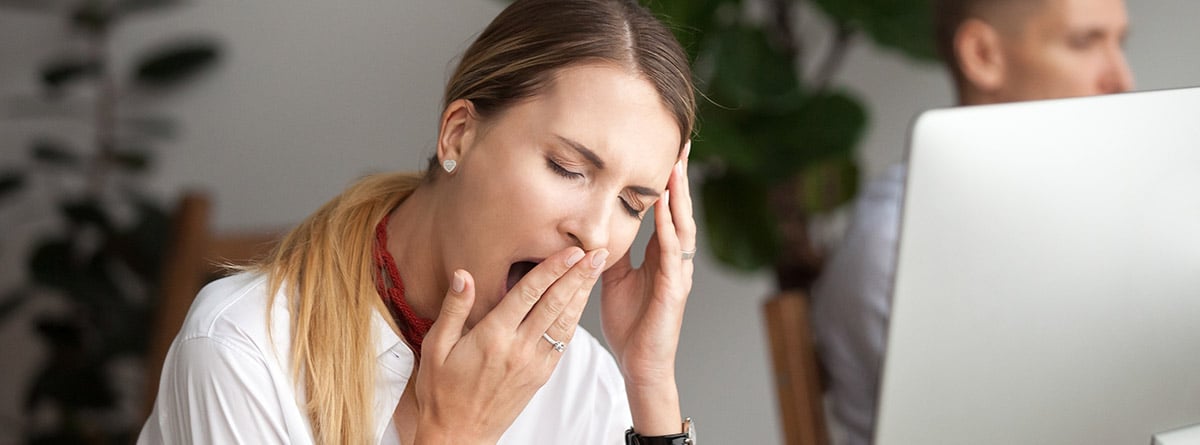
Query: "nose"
1100 42 1135 94
562 197 612 252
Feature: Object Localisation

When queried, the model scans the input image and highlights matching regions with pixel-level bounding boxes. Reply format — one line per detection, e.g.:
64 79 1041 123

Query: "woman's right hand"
412 246 608 444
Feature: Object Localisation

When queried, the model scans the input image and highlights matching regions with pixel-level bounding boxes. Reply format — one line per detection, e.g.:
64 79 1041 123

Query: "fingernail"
684 140 692 158
662 190 670 207
591 249 609 269
675 160 683 176
451 271 465 293
566 249 585 267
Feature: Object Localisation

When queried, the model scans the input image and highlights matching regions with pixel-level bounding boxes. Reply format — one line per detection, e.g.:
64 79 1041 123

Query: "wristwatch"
625 417 695 445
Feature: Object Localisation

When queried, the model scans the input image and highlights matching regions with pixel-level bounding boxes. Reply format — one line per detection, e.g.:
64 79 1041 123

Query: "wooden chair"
143 192 281 415
764 292 829 445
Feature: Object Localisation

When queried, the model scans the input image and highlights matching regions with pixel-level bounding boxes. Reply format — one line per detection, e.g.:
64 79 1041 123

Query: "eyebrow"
1078 28 1106 41
556 135 606 169
629 185 660 198
1070 24 1126 39
554 134 661 198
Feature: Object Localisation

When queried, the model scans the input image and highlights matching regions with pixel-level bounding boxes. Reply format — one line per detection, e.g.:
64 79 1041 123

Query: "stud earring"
442 159 457 173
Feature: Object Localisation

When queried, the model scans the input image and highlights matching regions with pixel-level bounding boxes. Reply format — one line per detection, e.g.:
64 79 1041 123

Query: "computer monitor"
875 87 1200 445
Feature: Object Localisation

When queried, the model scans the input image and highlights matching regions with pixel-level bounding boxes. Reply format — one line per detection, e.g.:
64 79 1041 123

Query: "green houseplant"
646 0 936 291
0 0 221 443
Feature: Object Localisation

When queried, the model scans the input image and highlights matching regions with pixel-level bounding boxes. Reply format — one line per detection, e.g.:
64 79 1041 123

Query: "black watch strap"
624 418 695 445
625 428 688 445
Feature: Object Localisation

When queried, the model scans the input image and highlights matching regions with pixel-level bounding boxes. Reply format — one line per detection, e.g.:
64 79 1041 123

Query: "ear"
955 18 1007 93
437 99 478 165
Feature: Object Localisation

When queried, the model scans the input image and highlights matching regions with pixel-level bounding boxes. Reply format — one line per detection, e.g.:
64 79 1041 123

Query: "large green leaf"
696 91 867 185
812 0 938 62
30 316 118 409
70 0 112 35
111 148 152 173
60 199 115 233
132 38 222 89
29 239 74 289
644 0 730 61
700 170 779 271
39 57 101 93
63 250 126 314
702 24 802 110
796 154 860 214
111 194 170 283
29 235 123 318
691 101 758 171
97 301 153 356
29 237 154 357
648 0 928 278
754 90 867 181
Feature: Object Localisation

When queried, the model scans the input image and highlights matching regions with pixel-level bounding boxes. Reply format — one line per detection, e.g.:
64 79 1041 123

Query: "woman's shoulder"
173 271 278 353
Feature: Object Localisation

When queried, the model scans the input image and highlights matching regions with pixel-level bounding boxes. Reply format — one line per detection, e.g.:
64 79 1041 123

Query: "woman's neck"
385 184 444 321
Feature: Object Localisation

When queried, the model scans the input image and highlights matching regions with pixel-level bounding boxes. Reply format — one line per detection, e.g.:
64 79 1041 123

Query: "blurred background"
0 1 1197 444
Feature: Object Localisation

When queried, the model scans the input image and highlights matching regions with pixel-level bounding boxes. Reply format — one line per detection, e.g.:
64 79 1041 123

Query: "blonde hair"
257 172 421 444
257 0 695 443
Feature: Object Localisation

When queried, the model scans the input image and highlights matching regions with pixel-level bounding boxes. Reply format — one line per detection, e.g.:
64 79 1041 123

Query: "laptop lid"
875 87 1200 444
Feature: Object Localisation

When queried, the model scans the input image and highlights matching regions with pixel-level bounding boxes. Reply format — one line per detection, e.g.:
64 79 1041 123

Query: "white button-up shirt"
139 272 632 444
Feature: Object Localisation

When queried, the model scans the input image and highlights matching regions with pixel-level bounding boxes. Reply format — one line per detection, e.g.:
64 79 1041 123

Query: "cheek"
467 160 559 223
606 218 648 267
516 176 577 222
1045 47 1109 95
1008 49 1091 99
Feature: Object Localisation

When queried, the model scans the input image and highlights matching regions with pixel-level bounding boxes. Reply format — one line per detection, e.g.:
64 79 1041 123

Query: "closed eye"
546 157 583 180
620 198 643 219
548 155 646 219
1067 30 1104 50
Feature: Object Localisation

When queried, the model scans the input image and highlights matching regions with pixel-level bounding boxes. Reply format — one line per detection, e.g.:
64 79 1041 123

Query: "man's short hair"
933 0 979 68
933 0 1044 83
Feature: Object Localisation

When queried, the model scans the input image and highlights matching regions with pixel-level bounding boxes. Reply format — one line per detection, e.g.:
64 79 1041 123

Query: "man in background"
809 0 1134 443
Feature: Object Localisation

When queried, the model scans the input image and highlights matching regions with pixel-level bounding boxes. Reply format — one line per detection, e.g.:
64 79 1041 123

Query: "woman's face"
436 63 682 324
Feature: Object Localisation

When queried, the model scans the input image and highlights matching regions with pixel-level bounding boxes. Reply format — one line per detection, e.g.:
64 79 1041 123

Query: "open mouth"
506 260 540 293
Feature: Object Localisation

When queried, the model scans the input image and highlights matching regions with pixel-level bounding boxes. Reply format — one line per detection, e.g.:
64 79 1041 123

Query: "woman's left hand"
600 142 695 435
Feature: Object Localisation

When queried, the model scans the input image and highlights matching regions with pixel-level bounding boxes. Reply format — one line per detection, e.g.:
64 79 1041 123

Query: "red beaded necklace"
372 213 434 360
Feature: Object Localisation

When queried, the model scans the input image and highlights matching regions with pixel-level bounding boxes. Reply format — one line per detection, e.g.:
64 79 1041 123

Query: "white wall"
2 1 1198 444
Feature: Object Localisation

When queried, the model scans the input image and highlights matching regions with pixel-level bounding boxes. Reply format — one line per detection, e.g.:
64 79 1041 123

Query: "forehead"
502 64 681 176
1029 0 1128 32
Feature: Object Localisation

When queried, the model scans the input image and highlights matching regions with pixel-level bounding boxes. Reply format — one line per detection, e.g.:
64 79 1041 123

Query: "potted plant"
648 0 935 288
645 0 935 443
0 0 221 442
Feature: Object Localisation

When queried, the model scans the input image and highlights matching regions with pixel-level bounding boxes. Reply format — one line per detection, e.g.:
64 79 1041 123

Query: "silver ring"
681 248 697 261
542 332 566 352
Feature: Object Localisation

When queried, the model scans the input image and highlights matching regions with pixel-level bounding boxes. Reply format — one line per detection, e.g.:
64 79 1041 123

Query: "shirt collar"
371 303 408 359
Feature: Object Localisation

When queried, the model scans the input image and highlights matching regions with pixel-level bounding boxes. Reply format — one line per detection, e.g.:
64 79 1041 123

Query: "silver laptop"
875 87 1200 445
